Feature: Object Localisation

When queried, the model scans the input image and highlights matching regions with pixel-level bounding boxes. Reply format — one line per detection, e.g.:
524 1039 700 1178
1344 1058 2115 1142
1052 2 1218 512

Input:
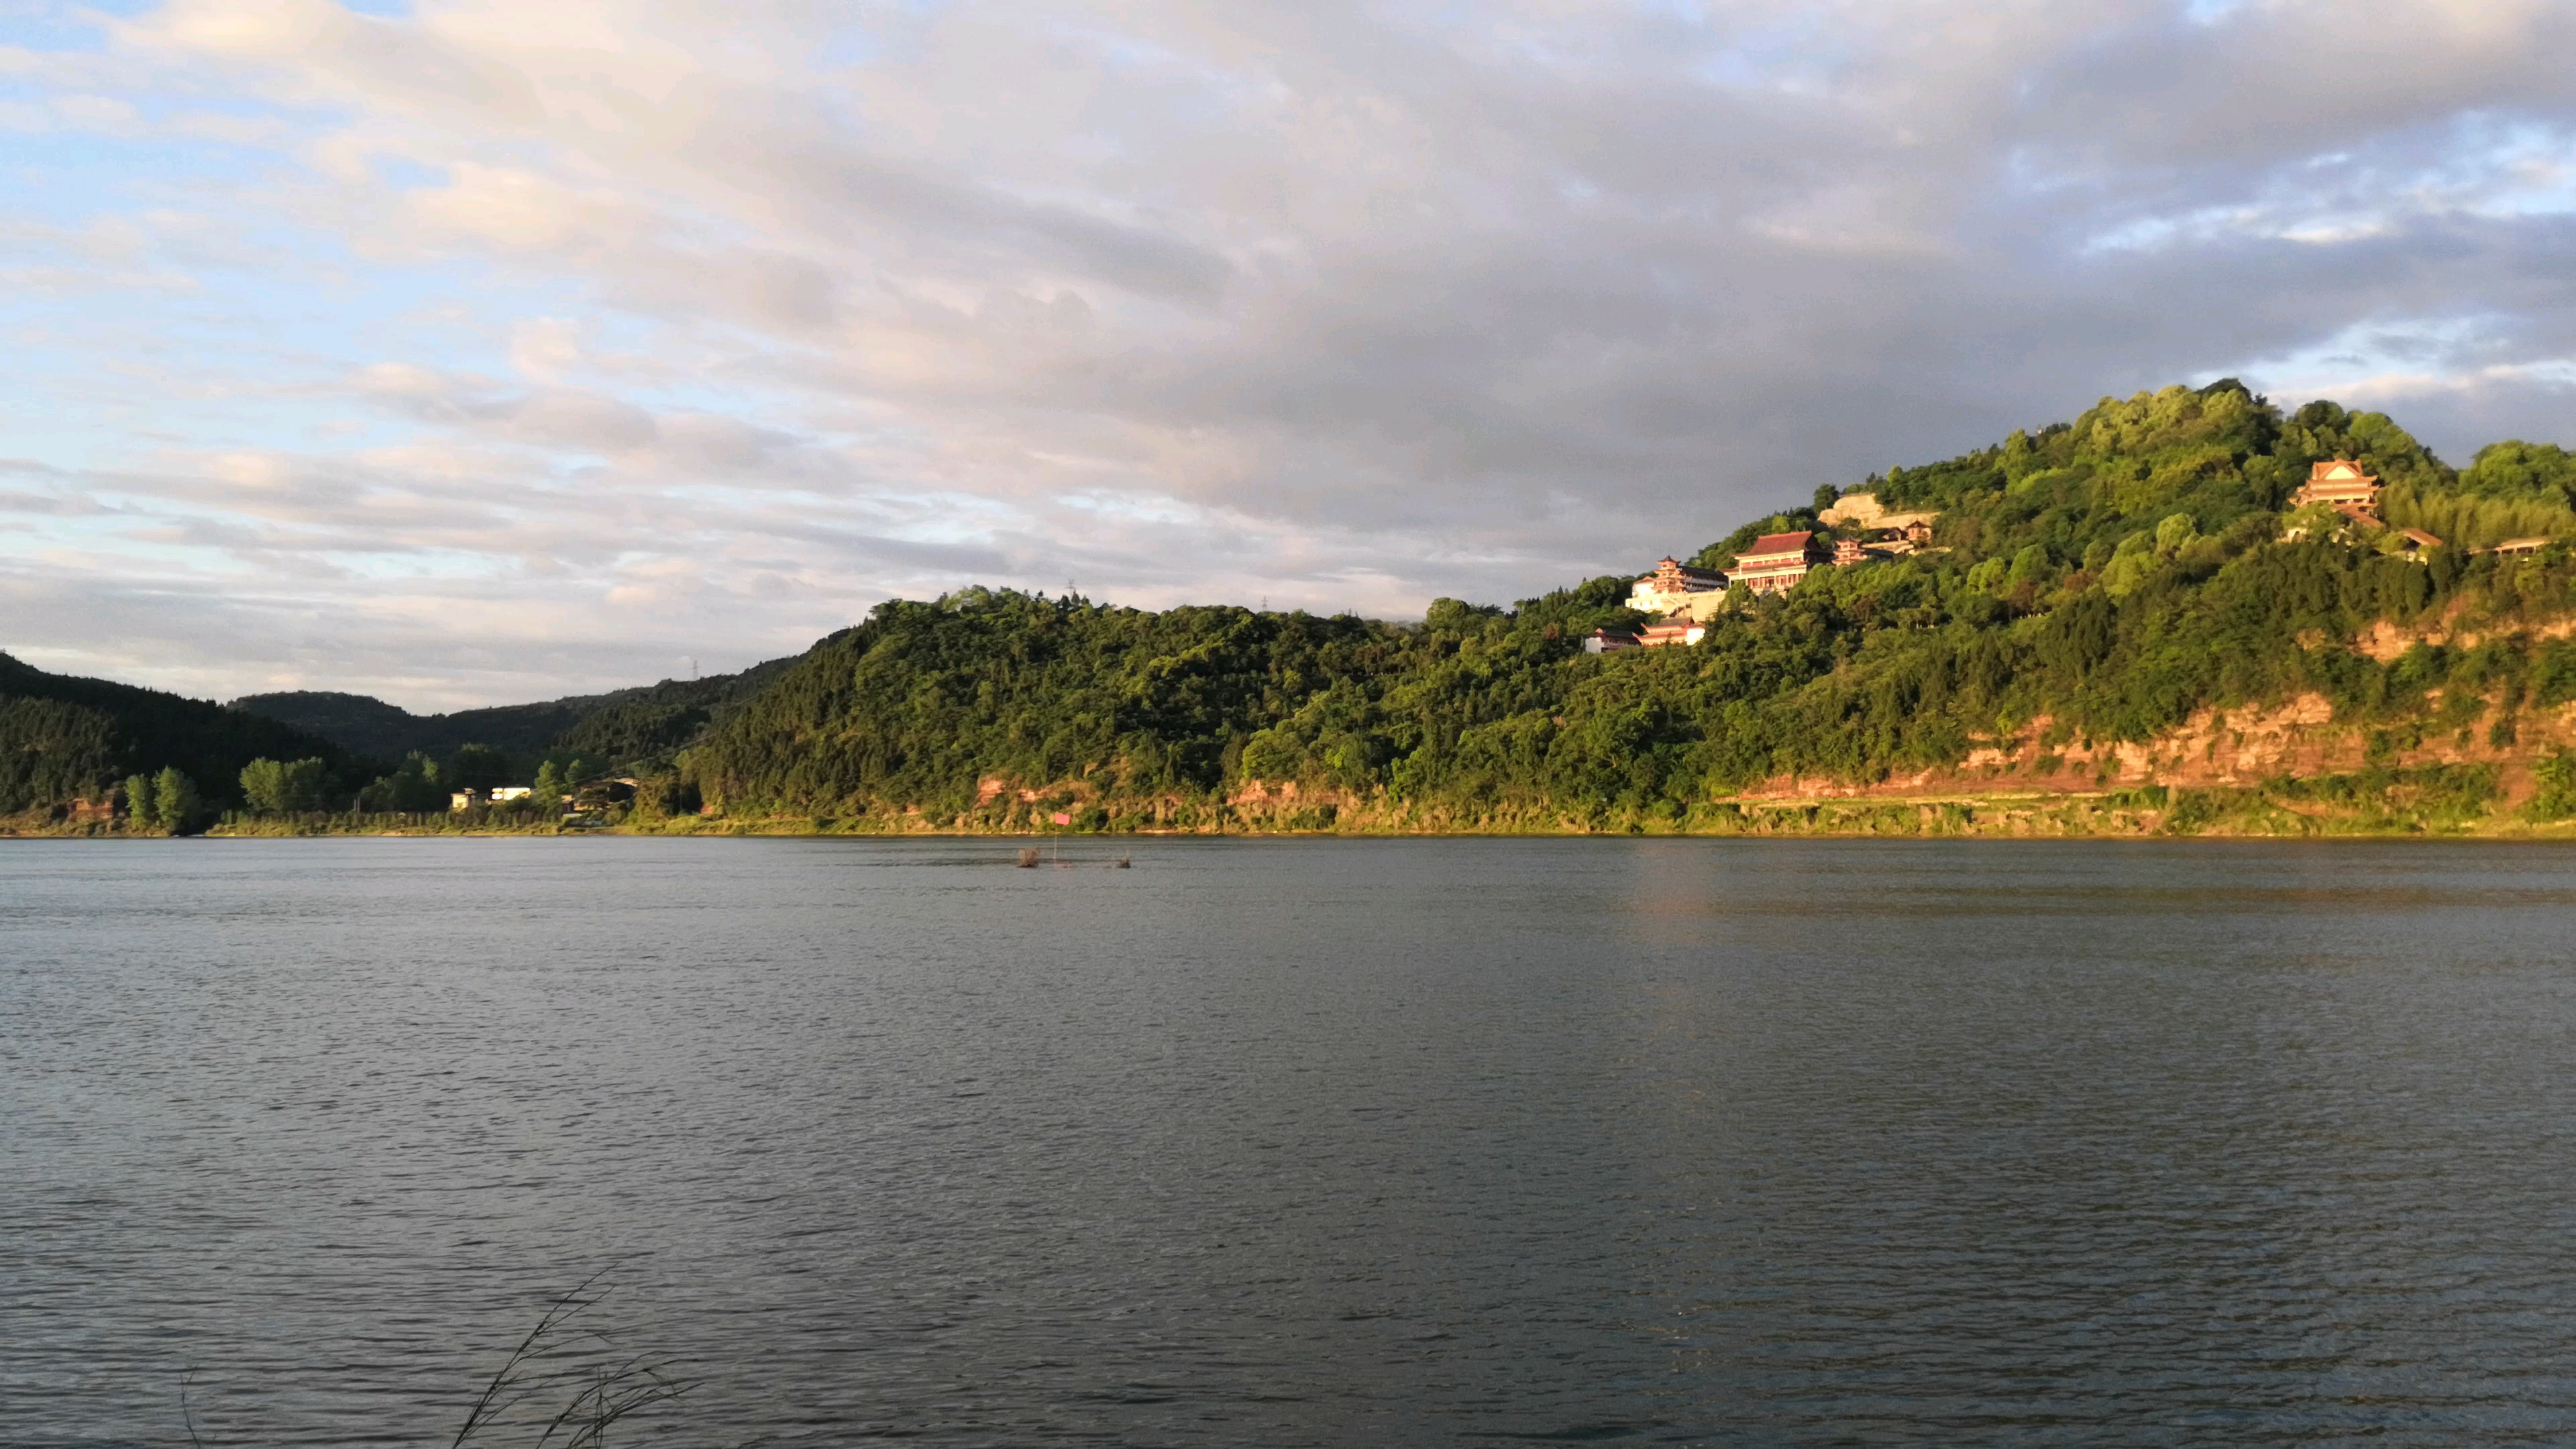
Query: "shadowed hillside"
230 658 796 764
0 652 350 816
225 690 586 760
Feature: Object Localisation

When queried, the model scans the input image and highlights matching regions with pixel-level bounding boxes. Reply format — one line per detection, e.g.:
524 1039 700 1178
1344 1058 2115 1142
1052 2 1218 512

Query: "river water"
6 837 2576 1446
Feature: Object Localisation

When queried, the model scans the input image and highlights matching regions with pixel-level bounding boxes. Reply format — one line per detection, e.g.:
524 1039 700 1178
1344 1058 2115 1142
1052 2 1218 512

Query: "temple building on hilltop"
2292 459 2382 521
1731 531 1830 595
1628 556 1727 615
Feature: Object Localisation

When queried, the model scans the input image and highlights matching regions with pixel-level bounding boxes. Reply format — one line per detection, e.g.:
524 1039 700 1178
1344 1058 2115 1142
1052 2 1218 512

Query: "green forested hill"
549 658 799 761
691 585 1639 817
230 657 795 765
225 689 582 760
4 651 795 824
683 383 2576 830
0 652 351 814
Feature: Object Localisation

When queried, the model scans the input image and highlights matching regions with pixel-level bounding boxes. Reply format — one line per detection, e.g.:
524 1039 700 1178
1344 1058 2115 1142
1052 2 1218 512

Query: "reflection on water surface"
6 837 2576 1446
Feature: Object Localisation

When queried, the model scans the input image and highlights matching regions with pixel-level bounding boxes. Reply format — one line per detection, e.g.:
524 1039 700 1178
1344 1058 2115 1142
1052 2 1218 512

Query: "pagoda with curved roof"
2292 459 2381 520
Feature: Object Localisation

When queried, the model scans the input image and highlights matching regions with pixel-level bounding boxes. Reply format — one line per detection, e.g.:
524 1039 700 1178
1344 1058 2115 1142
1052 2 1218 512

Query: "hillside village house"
1613 495 1939 643
1731 531 1830 595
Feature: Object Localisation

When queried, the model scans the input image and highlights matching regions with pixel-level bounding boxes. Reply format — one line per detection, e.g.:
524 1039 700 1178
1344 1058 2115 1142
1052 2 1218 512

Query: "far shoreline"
15 794 2576 845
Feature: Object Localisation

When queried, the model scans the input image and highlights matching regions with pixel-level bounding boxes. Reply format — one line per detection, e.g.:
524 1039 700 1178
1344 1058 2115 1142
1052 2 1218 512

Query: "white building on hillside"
1629 556 1727 614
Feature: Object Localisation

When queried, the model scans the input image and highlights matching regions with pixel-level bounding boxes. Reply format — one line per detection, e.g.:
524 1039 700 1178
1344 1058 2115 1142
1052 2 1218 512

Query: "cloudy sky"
5 0 2575 709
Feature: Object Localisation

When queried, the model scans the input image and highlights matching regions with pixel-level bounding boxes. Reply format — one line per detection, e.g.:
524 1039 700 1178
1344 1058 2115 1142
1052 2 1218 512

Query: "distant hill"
0 651 352 814
228 690 596 761
551 663 800 761
1 647 799 820
229 657 797 765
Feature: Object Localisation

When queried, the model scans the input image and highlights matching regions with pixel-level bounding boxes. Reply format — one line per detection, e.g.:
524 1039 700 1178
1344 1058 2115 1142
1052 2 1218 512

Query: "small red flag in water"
1052 811 1072 825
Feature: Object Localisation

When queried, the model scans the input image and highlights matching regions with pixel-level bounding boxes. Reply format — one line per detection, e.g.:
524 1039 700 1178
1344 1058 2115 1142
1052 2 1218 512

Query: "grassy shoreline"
15 785 2576 841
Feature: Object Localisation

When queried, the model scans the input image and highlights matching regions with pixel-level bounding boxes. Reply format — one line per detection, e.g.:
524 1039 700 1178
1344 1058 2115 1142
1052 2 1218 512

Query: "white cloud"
2 0 2575 707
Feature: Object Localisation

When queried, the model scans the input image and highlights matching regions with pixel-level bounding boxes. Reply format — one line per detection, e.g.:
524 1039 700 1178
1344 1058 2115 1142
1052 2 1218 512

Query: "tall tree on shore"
239 757 329 813
154 767 201 833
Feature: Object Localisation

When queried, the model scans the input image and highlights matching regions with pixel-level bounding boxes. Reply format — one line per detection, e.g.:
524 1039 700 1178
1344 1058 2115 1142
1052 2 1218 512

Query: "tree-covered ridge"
0 651 350 816
229 656 792 764
4 647 777 826
552 657 798 761
685 383 2576 828
692 588 1640 814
